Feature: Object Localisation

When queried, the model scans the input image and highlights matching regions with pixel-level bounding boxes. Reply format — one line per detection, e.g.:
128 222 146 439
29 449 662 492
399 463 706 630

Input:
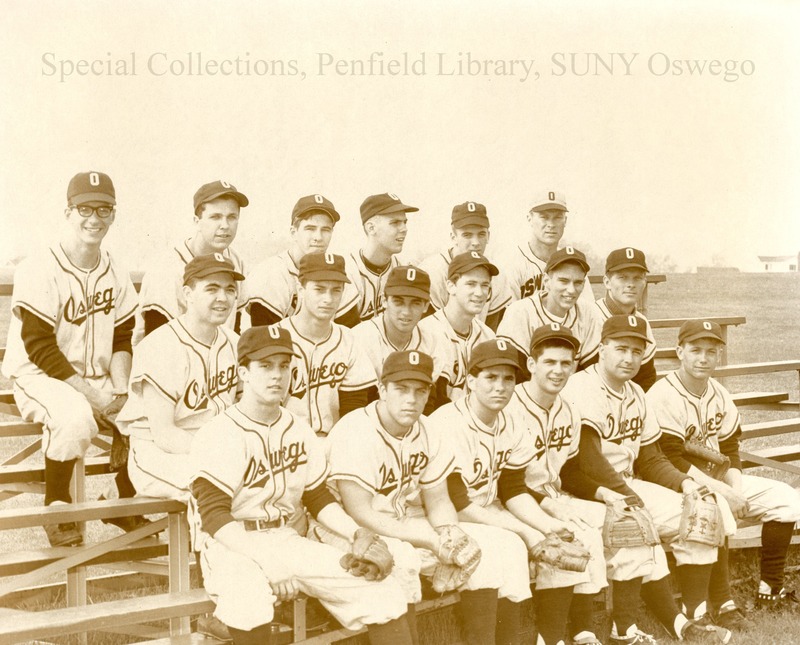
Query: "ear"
675 344 685 362
377 380 388 401
602 274 612 291
64 206 73 218
182 284 193 301
542 273 552 289
466 373 477 392
526 356 536 375
449 228 457 244
237 364 249 382
445 278 457 297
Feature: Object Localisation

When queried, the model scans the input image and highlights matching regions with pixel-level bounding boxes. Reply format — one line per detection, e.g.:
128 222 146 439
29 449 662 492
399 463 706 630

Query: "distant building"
757 253 799 272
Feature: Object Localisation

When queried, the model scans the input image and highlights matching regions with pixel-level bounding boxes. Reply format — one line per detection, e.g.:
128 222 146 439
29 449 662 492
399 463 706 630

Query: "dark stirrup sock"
534 586 574 645
367 615 414 645
115 466 137 498
611 578 643 636
227 623 276 645
44 457 76 505
459 588 499 645
761 521 796 591
496 597 523 645
641 576 681 637
676 563 713 618
568 592 596 638
405 603 419 645
708 541 733 610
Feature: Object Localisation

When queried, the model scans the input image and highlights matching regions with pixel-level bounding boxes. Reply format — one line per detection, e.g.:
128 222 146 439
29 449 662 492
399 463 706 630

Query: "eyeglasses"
71 205 115 219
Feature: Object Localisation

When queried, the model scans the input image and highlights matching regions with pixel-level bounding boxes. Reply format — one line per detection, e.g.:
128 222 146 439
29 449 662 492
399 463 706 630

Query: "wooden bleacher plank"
731 391 789 406
0 588 213 644
139 635 223 644
649 316 746 329
713 360 800 378
655 347 677 360
0 457 111 486
741 418 800 440
0 422 42 438
741 449 800 475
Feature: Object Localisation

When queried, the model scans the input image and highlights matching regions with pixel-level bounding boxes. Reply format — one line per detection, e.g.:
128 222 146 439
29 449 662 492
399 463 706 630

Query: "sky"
1 0 798 273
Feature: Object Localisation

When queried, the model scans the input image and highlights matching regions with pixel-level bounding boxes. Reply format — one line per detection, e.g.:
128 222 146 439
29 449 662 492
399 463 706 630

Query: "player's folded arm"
657 432 694 473
446 473 471 512
19 308 77 380
141 382 193 453
190 477 236 538
112 315 135 355
634 441 690 492
559 428 636 501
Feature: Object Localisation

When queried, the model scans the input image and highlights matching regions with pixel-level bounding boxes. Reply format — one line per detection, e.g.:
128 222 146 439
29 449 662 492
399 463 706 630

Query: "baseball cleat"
44 522 83 547
572 630 606 644
756 581 800 611
710 602 752 631
680 616 732 643
609 623 658 644
196 614 233 642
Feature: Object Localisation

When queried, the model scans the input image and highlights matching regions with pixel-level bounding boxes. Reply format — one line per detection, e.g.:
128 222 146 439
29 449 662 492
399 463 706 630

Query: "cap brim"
71 193 116 206
384 286 430 300
547 259 590 274
531 334 581 354
680 332 725 346
531 203 568 213
603 331 651 344
449 260 499 279
452 215 490 228
294 206 340 223
470 358 521 373
377 203 419 215
202 190 249 208
189 268 245 282
382 370 433 385
245 346 299 361
606 262 648 273
300 270 350 283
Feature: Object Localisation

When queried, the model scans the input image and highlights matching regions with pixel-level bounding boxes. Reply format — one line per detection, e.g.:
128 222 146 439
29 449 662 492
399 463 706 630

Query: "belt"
243 517 285 532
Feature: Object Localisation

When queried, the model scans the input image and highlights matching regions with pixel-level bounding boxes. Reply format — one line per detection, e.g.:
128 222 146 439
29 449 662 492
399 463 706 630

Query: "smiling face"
378 379 430 428
367 212 408 255
604 269 647 309
194 196 240 254
599 336 646 389
677 338 722 383
183 272 237 326
65 201 115 247
384 294 428 335
239 353 293 407
467 364 517 414
544 262 586 315
291 213 335 257
528 344 575 396
297 279 345 322
447 266 492 316
451 225 490 255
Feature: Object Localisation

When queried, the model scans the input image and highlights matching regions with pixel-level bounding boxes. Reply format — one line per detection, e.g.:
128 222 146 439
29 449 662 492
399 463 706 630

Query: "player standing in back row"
2 171 141 546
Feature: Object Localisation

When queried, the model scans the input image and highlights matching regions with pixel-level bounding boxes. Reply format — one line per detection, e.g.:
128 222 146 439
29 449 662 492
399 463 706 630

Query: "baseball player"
351 265 450 413
418 201 512 330
246 194 356 326
496 190 593 307
188 326 414 645
336 193 419 327
326 350 532 645
429 338 606 645
648 320 800 622
2 171 142 546
278 252 377 435
135 179 248 341
417 251 497 401
582 248 658 391
116 254 241 501
496 247 599 379
559 315 733 644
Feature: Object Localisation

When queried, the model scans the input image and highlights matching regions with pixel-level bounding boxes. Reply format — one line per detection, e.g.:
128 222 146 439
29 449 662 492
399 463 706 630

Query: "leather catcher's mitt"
339 528 394 581
529 530 591 572
94 412 129 473
603 496 660 548
431 525 482 593
683 439 730 480
679 486 725 547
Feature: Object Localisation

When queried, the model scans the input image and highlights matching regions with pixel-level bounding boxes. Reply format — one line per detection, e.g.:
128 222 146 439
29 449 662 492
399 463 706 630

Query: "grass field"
0 271 798 644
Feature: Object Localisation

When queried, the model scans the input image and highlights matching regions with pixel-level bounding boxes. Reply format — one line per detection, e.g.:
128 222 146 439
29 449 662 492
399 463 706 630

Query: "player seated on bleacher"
116 254 242 501
648 319 800 624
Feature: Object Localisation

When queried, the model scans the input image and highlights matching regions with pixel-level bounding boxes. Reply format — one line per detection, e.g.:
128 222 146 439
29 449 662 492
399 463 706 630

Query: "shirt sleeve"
327 413 382 493
190 418 247 497
340 332 378 392
246 258 294 320
11 255 61 325
417 417 456 489
496 301 530 358
129 329 185 402
19 308 76 380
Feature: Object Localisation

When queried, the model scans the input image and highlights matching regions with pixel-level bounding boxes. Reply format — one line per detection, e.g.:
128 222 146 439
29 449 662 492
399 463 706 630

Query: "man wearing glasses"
2 171 140 547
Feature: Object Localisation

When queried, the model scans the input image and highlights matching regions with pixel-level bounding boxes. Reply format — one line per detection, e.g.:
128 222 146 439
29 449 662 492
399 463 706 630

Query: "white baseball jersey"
497 292 599 365
116 318 239 440
561 364 661 475
416 310 495 399
2 245 138 382
428 397 534 508
351 313 448 381
135 239 246 343
342 250 401 322
418 249 512 322
584 299 657 365
245 250 301 320
278 318 377 435
327 402 455 519
504 383 581 498
646 372 740 450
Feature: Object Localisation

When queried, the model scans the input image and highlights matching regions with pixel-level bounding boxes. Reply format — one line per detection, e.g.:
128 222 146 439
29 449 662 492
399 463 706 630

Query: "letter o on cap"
409 351 420 365
268 326 281 339
703 321 712 331
628 315 638 327
626 248 635 259
324 253 335 265
497 339 507 351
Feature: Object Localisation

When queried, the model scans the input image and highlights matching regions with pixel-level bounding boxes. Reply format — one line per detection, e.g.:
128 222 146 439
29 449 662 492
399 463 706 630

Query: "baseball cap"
381 350 434 385
238 325 298 361
193 180 249 212
183 253 245 285
67 171 116 206
384 266 431 300
468 339 520 374
360 193 419 223
606 248 648 273
530 190 568 213
448 251 499 280
545 247 590 274
451 201 489 229
530 323 581 354
678 320 726 345
297 252 350 283
292 194 340 224
602 315 651 344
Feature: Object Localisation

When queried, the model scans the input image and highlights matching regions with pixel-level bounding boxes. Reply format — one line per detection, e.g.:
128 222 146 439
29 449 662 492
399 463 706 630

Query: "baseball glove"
679 486 725 547
94 412 129 473
603 496 660 548
430 525 482 593
683 439 730 480
339 528 394 581
529 531 591 572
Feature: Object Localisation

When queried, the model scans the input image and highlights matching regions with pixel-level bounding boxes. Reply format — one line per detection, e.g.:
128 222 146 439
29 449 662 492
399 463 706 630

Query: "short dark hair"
238 355 252 369
292 209 334 227
195 195 240 218
530 338 577 361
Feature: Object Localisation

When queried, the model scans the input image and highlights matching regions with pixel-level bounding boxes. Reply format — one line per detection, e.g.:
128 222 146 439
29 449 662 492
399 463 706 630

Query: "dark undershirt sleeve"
19 308 76 380
422 303 437 319
334 305 361 329
559 426 637 500
112 316 135 355
484 308 505 332
248 302 283 327
633 357 657 392
657 433 693 473
516 349 532 382
424 376 450 415
719 426 743 471
446 472 471 512
234 311 242 335
498 468 529 504
191 477 235 538
339 387 374 417
302 481 337 518
635 441 689 492
143 310 169 337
